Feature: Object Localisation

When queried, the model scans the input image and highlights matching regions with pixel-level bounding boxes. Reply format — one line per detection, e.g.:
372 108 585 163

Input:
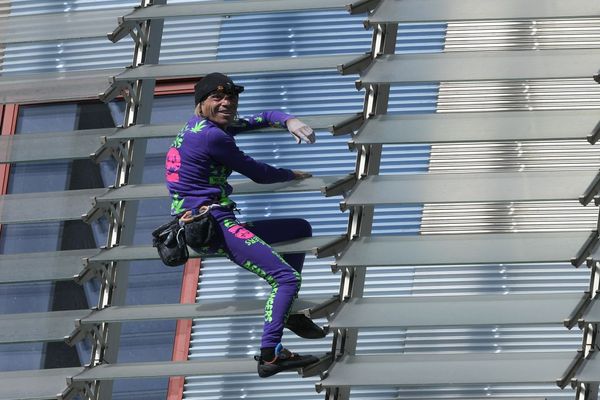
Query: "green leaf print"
190 120 206 134
171 194 185 215
171 134 184 148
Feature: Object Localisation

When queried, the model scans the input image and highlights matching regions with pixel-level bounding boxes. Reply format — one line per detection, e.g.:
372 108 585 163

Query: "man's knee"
277 268 302 292
290 218 312 238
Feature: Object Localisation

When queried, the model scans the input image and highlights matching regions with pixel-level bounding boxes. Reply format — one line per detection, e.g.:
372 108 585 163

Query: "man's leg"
243 218 312 273
216 217 318 377
243 218 325 340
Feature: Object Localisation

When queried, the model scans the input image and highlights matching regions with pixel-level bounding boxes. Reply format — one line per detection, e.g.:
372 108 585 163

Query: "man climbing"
165 72 325 378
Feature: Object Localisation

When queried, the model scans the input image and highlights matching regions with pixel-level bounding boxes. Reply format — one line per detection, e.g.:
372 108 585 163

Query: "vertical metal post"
86 1 166 399
578 262 600 400
327 22 397 400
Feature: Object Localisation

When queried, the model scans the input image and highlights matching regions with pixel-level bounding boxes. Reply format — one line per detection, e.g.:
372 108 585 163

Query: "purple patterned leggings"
202 208 312 348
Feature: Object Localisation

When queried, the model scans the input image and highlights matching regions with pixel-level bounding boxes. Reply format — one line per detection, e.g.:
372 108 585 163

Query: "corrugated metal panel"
352 17 593 400
349 384 573 400
445 19 600 52
215 11 371 59
421 201 596 234
437 79 600 112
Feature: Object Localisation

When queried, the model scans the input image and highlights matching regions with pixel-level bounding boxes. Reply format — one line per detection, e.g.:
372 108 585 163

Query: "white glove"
286 118 316 144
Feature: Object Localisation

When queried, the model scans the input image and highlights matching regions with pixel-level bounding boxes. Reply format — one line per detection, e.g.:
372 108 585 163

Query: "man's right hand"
293 170 313 180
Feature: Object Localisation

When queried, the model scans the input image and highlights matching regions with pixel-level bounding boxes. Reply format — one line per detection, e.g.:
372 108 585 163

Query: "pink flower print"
165 147 181 182
228 224 255 240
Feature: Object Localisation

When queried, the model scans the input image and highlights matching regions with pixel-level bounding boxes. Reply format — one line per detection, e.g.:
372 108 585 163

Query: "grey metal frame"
323 1 600 400
323 12 398 400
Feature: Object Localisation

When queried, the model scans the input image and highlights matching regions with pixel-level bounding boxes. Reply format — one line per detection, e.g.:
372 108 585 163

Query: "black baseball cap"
194 73 244 105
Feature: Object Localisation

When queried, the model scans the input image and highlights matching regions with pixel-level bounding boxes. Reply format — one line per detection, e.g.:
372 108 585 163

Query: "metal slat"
0 69 121 105
0 310 89 344
93 176 340 204
88 235 344 264
79 298 329 324
0 249 94 284
572 351 600 385
119 0 352 21
70 358 257 381
103 55 362 102
0 235 340 285
0 175 338 224
350 110 600 145
329 293 584 328
0 367 82 400
0 188 106 225
356 50 600 87
0 114 350 164
107 54 358 98
317 352 575 389
335 232 589 267
107 114 350 141
368 0 600 24
0 130 103 163
0 8 130 44
578 299 600 324
342 170 598 207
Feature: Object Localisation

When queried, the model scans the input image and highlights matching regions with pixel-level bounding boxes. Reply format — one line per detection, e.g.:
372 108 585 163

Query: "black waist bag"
183 210 220 249
152 218 188 267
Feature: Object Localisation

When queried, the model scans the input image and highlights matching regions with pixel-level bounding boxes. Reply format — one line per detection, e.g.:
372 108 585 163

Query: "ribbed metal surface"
421 201 597 234
11 2 588 399
354 17 592 400
364 262 589 297
350 385 572 400
445 19 600 52
429 140 600 172
437 79 600 112
214 11 370 60
1 0 136 16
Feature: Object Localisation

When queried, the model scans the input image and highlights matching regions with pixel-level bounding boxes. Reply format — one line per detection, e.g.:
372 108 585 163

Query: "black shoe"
255 344 319 378
285 314 327 339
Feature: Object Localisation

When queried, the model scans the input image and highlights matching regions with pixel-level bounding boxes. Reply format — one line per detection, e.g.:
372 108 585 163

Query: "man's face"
200 92 239 128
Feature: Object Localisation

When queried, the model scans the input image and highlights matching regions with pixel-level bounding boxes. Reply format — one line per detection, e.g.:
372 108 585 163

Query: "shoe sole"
257 356 319 378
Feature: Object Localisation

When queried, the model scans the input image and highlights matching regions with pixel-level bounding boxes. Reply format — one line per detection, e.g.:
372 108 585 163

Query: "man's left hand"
286 118 316 144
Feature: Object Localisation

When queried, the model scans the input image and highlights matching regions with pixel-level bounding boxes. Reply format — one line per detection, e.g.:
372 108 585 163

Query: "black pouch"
152 218 188 267
184 210 220 249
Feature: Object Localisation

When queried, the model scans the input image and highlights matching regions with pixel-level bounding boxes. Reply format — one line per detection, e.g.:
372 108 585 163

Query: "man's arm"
227 110 293 134
228 111 316 144
209 129 296 184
